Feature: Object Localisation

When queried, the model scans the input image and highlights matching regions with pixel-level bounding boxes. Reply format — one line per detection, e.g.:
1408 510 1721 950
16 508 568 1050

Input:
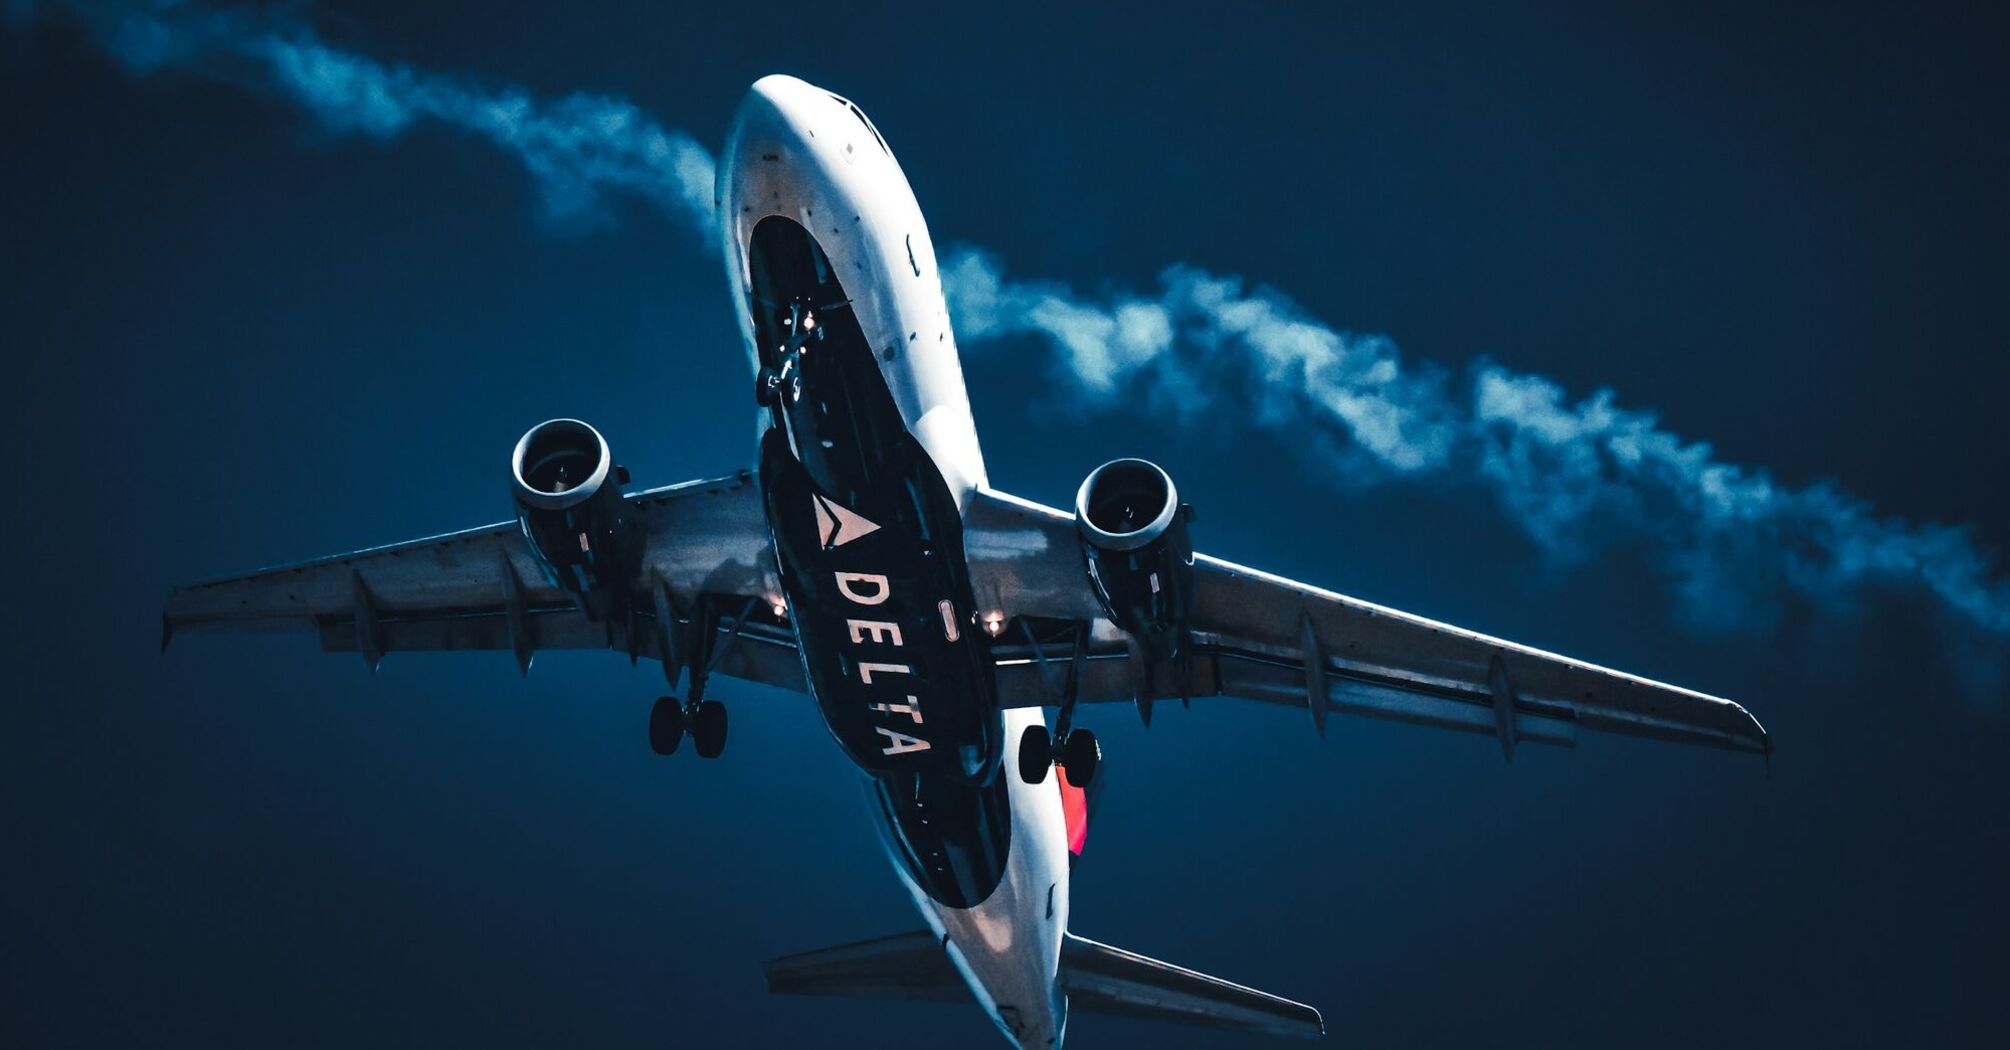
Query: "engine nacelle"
1074 458 1194 660
511 418 638 620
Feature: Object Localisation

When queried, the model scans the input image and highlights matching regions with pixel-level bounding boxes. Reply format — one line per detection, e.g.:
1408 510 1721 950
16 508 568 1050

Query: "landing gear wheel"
648 696 685 756
692 699 729 759
755 366 779 407
1018 724 1052 785
1061 728 1101 789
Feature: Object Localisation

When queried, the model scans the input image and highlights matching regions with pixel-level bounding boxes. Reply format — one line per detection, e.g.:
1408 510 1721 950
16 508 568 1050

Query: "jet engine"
511 418 638 620
1074 458 1194 661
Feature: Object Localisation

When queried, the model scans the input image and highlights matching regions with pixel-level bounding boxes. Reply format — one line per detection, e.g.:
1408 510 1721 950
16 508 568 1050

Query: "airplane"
163 74 1772 1048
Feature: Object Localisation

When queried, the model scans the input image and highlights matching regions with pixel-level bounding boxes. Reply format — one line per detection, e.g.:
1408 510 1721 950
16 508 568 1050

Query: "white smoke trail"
35 0 715 228
23 1 2010 701
941 251 2010 701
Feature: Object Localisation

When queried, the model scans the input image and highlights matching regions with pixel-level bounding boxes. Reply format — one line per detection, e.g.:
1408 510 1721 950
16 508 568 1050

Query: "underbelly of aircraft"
747 214 1003 785
760 428 1002 782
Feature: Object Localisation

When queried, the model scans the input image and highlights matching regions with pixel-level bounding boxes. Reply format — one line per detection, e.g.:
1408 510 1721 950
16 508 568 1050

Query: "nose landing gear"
756 300 825 408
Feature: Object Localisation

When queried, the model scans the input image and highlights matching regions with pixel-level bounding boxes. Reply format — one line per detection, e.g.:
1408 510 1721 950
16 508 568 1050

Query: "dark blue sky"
5 2 2007 1046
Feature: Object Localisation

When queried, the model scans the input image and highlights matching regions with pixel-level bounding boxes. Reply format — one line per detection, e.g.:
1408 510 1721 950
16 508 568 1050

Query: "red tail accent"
1059 767 1089 856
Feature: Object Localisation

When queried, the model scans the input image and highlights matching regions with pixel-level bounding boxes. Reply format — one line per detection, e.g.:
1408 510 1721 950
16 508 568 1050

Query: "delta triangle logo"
812 492 883 550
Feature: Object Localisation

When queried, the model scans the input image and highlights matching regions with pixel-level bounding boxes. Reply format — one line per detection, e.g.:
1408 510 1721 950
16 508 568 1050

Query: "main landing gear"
1018 722 1100 789
645 593 758 761
650 695 728 758
1018 618 1101 788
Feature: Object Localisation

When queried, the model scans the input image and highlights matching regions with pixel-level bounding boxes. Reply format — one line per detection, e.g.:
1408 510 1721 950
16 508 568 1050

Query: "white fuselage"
718 75 1072 1050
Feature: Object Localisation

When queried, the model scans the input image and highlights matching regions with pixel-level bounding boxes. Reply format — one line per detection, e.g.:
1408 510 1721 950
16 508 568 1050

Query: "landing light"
982 611 1006 637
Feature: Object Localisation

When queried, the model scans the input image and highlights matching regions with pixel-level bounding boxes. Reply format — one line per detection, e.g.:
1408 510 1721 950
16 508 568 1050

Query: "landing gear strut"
649 695 685 755
756 301 821 408
1017 619 1101 788
646 593 758 761
650 695 729 759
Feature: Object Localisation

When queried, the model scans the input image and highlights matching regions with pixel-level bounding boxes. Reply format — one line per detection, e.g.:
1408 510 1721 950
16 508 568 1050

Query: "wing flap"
164 472 774 637
969 487 1766 755
1195 555 1767 752
163 470 808 694
991 636 1579 748
316 603 607 655
163 521 540 634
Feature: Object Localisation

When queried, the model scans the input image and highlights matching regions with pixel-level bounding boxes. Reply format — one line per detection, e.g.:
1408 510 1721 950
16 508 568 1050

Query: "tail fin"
762 930 1324 1039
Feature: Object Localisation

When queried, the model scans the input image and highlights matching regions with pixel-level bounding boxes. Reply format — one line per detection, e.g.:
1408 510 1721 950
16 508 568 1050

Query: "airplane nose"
721 74 827 184
719 75 810 211
726 77 789 144
748 72 817 109
733 74 822 143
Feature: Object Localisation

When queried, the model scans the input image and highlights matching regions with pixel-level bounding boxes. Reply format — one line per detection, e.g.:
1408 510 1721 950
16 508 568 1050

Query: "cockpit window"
848 103 889 154
825 91 889 155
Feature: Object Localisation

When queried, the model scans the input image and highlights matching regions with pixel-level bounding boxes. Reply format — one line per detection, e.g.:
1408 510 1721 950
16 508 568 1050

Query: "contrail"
942 252 2010 702
25 0 715 228
23 1 2010 701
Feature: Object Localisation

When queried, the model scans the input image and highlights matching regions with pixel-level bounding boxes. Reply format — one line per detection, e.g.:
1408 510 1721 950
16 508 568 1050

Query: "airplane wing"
165 472 1768 757
965 488 1770 758
163 470 807 695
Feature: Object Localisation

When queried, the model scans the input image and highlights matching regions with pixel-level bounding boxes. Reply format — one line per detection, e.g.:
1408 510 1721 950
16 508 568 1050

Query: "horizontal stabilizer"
764 930 1324 1039
763 930 965 1002
1061 933 1325 1039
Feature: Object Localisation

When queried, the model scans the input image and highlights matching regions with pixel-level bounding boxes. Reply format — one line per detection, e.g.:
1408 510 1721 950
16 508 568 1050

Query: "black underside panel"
747 214 1003 784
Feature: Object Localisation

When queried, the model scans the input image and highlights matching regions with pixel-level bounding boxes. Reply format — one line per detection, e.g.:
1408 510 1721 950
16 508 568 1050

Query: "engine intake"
511 418 637 619
1075 458 1193 660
